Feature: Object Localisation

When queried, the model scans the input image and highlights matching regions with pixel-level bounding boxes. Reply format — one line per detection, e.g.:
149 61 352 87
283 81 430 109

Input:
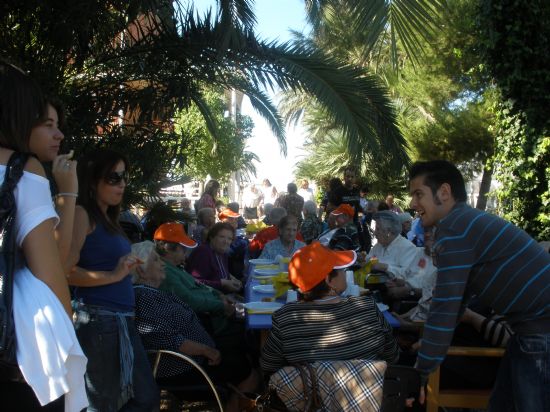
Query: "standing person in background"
261 179 278 208
68 149 159 411
243 184 262 220
331 167 365 251
409 160 550 411
275 182 304 227
196 179 220 211
0 61 86 412
318 177 344 221
385 194 402 214
297 179 315 202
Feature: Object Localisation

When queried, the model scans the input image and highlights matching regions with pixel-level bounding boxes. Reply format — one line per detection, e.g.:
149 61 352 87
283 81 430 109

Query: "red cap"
218 208 240 221
331 203 355 218
154 222 197 248
289 241 356 292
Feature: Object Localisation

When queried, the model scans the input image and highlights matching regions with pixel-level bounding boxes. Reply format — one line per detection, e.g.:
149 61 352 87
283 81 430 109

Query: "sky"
196 1 311 191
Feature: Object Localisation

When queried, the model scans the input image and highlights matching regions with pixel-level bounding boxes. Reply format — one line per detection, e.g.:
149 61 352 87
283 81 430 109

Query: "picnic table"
244 262 401 343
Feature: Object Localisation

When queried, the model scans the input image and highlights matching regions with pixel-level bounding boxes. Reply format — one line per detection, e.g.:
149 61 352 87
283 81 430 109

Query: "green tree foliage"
174 87 257 181
291 0 495 202
1 0 412 205
480 0 550 238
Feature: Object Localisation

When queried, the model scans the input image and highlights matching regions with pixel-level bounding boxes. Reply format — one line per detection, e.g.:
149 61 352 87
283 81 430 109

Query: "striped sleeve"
414 229 472 383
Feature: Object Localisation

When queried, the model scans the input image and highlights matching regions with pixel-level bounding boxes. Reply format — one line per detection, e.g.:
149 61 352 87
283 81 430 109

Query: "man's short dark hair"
409 160 467 202
287 183 298 193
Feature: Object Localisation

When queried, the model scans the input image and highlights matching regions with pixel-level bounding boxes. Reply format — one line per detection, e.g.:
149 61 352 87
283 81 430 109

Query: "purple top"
185 243 230 291
196 193 216 210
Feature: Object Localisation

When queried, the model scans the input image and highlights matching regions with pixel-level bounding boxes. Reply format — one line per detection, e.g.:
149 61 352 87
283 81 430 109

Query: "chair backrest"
147 349 225 411
382 365 420 412
426 346 505 412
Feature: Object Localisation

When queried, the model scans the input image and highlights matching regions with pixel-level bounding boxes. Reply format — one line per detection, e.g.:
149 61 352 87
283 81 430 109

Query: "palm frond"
304 0 445 68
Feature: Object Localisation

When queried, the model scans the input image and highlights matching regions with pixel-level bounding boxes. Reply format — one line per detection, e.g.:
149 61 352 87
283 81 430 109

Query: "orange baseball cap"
289 241 357 292
154 222 197 248
331 203 355 218
218 208 240 221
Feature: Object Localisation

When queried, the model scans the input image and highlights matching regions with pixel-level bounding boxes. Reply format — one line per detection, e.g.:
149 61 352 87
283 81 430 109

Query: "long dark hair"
0 61 47 152
203 179 220 198
77 149 128 235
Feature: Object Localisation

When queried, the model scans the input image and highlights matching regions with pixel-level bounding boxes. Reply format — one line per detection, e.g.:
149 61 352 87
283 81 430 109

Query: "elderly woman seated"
261 241 398 374
367 211 421 300
301 200 324 244
131 241 258 412
153 222 238 336
186 222 242 293
218 208 249 279
259 215 306 260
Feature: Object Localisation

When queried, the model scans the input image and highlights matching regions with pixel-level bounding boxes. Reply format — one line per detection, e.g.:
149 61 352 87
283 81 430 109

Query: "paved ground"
160 391 218 412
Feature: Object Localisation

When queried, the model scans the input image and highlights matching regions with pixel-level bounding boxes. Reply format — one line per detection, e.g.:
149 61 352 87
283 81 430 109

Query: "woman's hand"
221 277 241 292
223 301 236 317
203 347 222 366
52 151 78 194
112 254 142 281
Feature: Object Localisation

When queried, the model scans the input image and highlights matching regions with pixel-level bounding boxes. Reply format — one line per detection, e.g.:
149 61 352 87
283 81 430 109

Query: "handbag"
0 152 30 374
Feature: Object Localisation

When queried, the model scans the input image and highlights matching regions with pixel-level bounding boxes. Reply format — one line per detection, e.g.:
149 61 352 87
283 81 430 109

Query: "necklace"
313 295 341 303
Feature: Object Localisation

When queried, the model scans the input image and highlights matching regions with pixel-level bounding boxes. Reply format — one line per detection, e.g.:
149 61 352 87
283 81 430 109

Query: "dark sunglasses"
105 170 129 185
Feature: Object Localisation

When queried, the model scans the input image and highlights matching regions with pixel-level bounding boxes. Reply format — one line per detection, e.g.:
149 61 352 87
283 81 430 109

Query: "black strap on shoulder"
0 151 30 359
0 152 30 230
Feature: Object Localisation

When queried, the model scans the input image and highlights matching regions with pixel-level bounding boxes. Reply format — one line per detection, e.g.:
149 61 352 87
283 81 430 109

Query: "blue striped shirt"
415 203 550 382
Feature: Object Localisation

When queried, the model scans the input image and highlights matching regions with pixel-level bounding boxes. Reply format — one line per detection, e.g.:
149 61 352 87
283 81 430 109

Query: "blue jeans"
489 333 550 412
75 314 159 412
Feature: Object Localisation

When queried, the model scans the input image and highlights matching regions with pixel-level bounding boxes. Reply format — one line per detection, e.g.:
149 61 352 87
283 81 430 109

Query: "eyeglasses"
105 170 129 185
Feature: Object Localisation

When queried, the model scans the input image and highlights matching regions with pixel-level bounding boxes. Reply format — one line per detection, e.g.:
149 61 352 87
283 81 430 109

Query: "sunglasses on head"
105 170 129 185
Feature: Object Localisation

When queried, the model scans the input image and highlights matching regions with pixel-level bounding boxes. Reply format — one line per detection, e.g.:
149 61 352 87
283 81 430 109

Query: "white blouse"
1 166 88 412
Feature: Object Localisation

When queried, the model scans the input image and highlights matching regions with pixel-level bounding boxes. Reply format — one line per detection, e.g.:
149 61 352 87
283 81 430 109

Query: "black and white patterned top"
260 295 399 373
134 284 215 377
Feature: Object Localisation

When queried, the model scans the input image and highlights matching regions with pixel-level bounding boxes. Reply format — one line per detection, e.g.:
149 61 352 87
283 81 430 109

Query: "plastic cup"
286 289 298 303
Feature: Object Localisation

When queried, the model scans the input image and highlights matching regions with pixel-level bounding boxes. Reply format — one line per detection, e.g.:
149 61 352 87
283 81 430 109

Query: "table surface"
244 265 400 330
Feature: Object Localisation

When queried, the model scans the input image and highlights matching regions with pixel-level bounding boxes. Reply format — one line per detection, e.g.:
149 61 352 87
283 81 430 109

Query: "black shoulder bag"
0 152 30 375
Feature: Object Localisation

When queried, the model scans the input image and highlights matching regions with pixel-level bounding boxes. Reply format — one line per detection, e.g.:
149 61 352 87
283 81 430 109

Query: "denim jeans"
75 314 159 412
489 333 550 412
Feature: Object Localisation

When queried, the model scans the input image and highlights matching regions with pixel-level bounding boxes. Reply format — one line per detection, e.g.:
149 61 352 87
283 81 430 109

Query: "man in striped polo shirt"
409 160 550 411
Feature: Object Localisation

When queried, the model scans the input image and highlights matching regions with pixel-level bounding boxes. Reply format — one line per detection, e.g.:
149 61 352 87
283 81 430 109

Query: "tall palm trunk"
476 164 493 210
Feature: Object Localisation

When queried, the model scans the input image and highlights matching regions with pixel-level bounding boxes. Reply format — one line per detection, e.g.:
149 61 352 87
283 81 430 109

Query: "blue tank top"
74 221 134 311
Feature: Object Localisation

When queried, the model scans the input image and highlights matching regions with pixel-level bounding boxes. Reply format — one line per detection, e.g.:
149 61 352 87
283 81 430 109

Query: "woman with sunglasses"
0 62 87 411
68 149 159 411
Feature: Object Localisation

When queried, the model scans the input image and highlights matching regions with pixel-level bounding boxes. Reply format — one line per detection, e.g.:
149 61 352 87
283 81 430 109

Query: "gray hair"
303 200 317 215
130 240 156 280
263 203 274 216
373 211 402 236
197 207 215 225
268 207 287 226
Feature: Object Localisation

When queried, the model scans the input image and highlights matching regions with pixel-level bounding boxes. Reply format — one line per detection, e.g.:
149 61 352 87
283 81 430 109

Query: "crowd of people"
2 60 550 412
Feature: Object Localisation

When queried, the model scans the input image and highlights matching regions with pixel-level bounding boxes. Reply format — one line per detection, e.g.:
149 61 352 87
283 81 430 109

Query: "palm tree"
0 0 442 201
